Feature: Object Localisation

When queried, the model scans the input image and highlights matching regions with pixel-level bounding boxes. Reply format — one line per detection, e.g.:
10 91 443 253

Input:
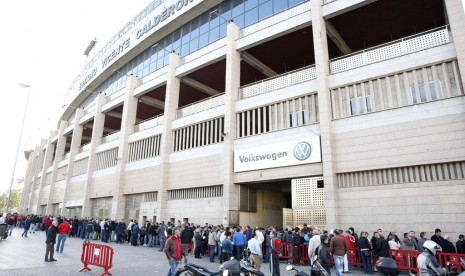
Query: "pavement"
0 227 369 276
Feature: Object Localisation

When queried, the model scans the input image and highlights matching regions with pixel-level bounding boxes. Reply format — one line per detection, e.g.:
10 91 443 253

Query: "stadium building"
20 0 465 237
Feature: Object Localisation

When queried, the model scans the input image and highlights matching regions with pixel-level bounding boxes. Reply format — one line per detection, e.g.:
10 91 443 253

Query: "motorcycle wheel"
178 271 194 276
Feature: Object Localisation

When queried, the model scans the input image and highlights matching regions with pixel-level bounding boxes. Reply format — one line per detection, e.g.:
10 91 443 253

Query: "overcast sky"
0 0 151 194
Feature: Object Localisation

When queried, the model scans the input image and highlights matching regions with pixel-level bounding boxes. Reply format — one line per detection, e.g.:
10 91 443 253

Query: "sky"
0 0 152 194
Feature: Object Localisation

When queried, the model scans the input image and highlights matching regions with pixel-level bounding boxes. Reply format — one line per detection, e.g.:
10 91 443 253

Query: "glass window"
429 81 437 100
259 1 273 20
244 7 259 27
181 43 190 56
190 19 200 38
232 0 245 18
289 0 305 7
418 83 426 102
209 26 220 43
199 32 209 49
199 13 210 34
273 0 288 13
366 96 372 113
410 87 417 104
190 37 199 52
245 0 258 11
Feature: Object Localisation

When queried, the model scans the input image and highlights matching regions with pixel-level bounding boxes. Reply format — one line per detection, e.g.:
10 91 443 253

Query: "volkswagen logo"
294 142 312 161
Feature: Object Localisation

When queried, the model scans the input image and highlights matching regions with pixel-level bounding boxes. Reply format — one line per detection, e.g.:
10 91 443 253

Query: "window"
349 96 372 116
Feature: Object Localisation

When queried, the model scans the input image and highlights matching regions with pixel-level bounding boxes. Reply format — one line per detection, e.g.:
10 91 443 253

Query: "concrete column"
222 22 241 227
311 0 339 229
35 131 57 215
28 145 46 213
20 147 37 213
110 75 140 220
157 53 181 222
60 108 85 216
46 121 67 215
81 95 107 218
444 0 465 89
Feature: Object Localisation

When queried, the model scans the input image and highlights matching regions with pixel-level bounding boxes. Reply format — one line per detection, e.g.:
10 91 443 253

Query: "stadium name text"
136 0 195 40
79 68 97 90
101 37 131 69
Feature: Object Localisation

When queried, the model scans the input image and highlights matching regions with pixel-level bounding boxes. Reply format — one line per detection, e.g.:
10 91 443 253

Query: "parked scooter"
285 265 310 276
175 258 264 276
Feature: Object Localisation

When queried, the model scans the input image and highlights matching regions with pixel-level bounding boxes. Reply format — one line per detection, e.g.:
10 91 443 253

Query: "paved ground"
0 227 368 276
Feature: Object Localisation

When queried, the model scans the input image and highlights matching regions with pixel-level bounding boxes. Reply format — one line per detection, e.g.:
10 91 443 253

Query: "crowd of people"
1 211 464 276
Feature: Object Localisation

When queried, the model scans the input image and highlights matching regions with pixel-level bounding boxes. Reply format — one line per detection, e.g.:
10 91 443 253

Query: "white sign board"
234 137 321 172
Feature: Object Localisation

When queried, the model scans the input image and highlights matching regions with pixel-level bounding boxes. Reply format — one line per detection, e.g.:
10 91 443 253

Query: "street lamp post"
5 83 31 213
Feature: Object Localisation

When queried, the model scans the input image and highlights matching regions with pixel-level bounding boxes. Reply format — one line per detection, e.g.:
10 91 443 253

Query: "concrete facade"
20 0 465 241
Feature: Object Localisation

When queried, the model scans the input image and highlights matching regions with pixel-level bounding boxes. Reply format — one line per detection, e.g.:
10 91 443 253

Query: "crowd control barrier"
80 243 114 276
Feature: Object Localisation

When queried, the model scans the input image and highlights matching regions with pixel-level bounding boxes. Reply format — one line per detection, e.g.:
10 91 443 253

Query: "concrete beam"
181 77 220 96
241 51 278 78
325 20 352 55
139 96 165 110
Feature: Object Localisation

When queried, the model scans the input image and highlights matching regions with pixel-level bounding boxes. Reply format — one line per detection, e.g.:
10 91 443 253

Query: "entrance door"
282 208 294 230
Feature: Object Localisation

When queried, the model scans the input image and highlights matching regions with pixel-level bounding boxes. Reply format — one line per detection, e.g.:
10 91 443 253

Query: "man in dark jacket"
45 220 58 262
180 225 194 264
456 234 465 254
359 232 373 274
318 234 331 275
22 215 31 237
376 233 390 259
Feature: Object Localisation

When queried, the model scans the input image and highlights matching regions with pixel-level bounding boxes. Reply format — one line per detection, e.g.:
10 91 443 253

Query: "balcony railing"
84 104 96 115
78 142 92 153
239 65 316 99
134 114 164 132
176 93 225 118
101 130 120 143
330 26 450 74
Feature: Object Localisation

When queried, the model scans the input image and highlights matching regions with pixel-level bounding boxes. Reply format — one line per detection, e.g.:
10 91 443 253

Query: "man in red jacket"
56 219 71 253
343 230 356 273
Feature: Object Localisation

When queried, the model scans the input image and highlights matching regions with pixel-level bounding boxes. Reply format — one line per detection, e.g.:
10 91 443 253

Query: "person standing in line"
208 227 219 263
330 229 348 276
164 227 183 276
318 234 332 276
22 215 31 237
158 222 167 251
233 226 246 260
247 231 263 270
84 220 94 243
358 232 373 274
269 231 282 276
180 225 194 264
45 220 58 262
126 219 134 243
56 219 71 253
456 234 465 254
222 232 233 262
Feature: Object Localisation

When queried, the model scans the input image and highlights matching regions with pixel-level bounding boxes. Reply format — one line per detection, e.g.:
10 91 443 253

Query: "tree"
0 188 22 213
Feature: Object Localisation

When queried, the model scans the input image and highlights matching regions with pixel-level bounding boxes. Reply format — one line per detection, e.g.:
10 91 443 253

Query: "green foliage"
0 188 22 212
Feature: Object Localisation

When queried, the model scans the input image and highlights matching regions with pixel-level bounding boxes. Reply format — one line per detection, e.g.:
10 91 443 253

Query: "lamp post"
5 83 31 213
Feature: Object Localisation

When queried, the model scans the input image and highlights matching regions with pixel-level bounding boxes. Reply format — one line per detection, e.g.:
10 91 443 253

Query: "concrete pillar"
222 22 241 227
110 75 140 220
20 147 37 213
311 0 339 229
46 121 67 215
157 53 181 222
28 145 46 213
81 94 107 218
60 108 85 216
444 0 465 89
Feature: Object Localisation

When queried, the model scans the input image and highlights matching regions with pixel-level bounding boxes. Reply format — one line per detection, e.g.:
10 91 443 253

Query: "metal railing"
133 114 164 132
330 26 450 74
239 65 316 99
176 93 225 118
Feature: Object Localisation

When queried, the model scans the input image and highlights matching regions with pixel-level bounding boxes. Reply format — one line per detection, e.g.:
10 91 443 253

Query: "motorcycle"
286 259 329 276
0 223 8 241
175 258 264 276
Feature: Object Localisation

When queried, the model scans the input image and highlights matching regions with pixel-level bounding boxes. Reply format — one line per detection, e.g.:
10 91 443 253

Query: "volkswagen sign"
294 141 312 161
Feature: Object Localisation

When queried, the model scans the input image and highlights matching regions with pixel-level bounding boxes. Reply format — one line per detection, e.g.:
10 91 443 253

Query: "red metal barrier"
301 243 309 264
281 242 294 263
80 243 114 276
437 252 465 272
390 250 420 274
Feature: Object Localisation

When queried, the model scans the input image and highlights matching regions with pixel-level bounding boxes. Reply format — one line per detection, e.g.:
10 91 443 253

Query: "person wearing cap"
164 227 183 276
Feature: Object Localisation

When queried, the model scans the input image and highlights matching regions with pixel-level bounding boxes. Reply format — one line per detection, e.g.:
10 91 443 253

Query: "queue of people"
1 211 464 276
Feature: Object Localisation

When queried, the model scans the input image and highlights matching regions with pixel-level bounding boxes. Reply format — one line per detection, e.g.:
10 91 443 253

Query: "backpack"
272 237 283 256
